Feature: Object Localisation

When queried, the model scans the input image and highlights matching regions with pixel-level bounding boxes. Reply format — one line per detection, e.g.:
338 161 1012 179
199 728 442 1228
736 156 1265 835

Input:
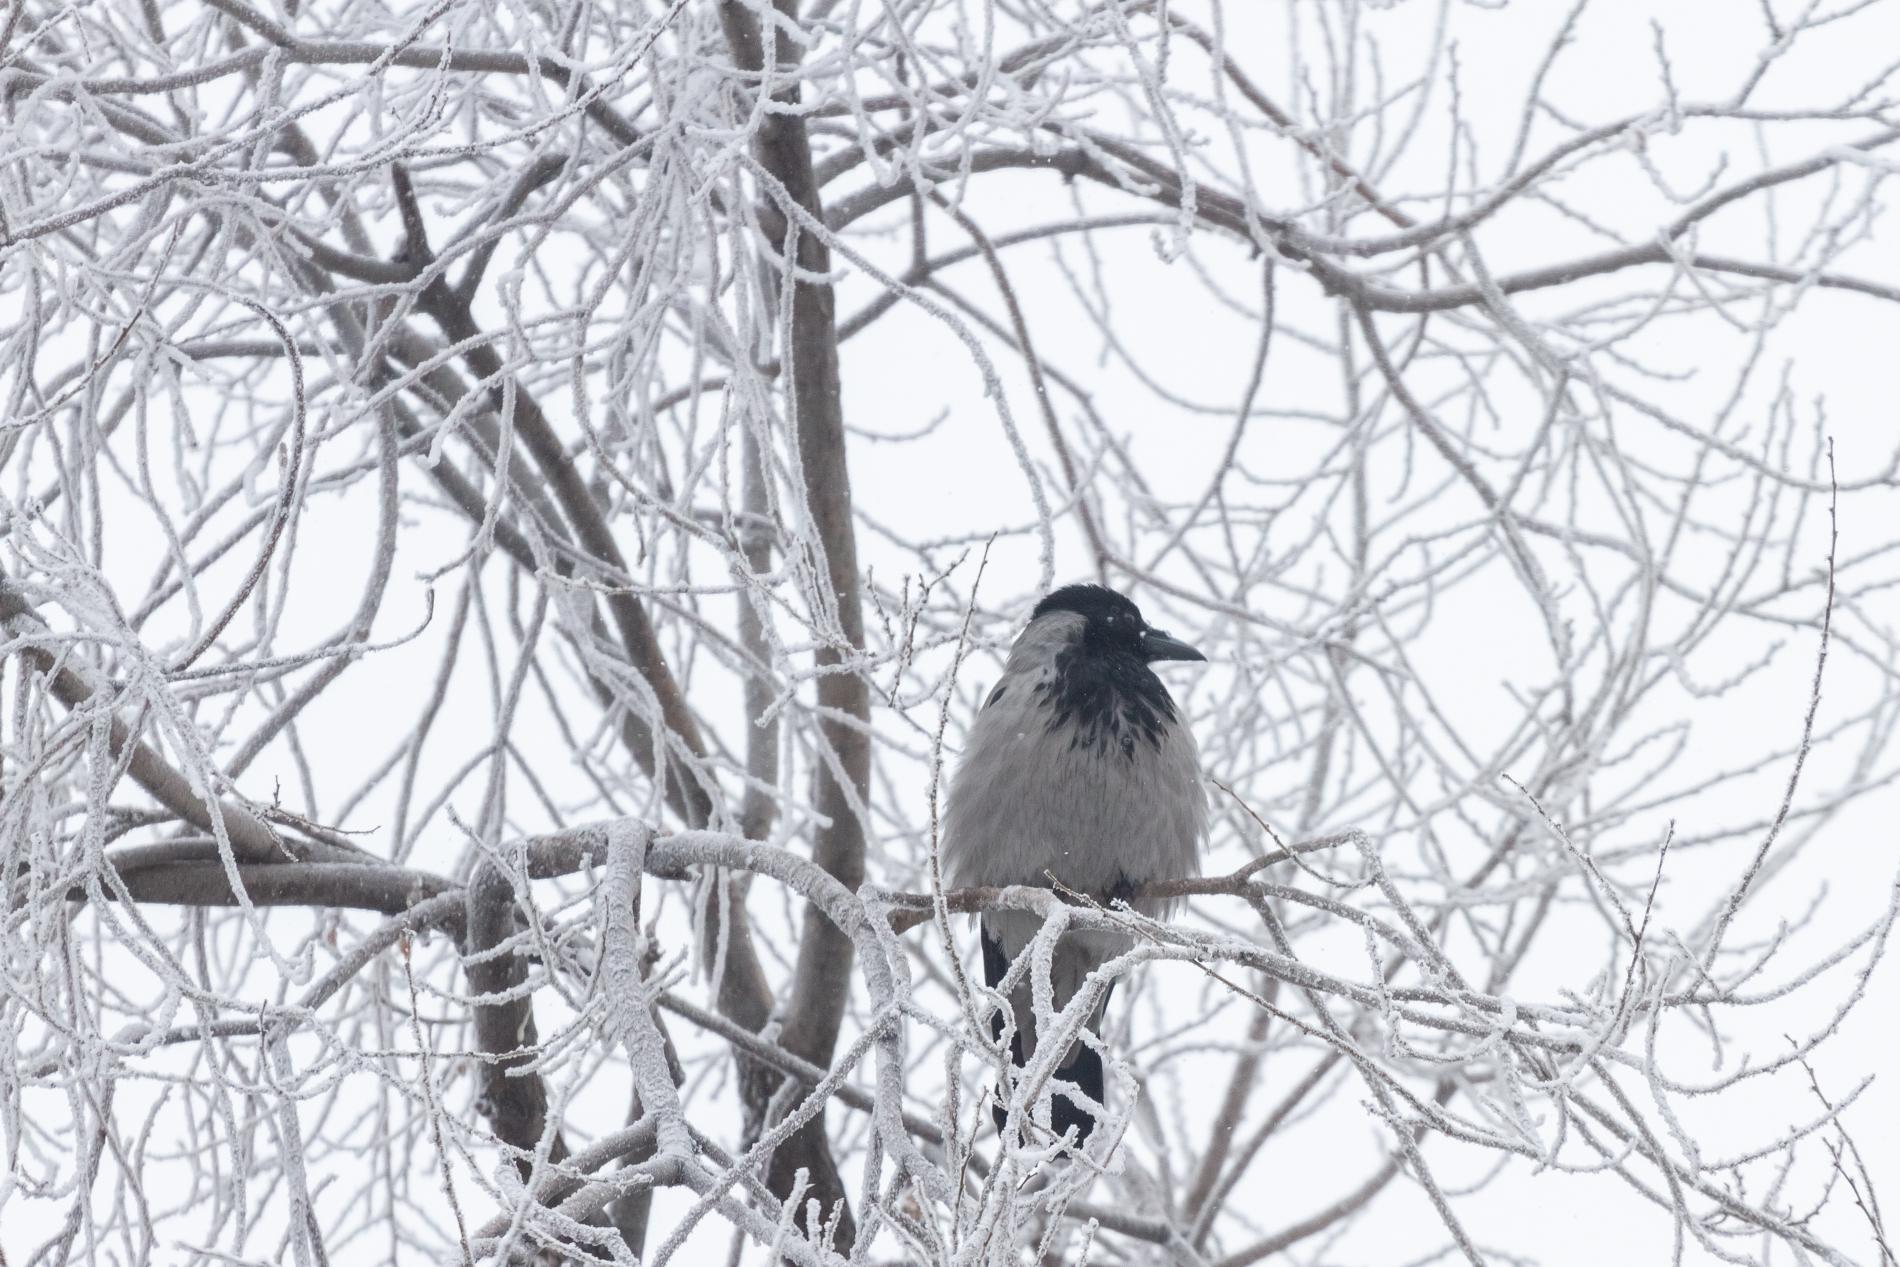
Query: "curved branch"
2 576 350 864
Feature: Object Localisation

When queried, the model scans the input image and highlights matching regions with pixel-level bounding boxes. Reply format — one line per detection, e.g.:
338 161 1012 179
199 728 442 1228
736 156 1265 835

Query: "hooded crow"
942 583 1207 1144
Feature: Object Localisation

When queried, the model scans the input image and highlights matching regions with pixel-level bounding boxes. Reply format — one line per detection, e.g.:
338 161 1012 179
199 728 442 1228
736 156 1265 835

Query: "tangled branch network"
3 1 1899 1264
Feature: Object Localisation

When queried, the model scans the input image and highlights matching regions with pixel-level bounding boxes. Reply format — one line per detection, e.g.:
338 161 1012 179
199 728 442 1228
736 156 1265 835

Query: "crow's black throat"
1040 644 1176 759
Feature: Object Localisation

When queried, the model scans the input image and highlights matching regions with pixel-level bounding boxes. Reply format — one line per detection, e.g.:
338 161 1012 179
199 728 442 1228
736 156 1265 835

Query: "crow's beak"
1141 628 1205 663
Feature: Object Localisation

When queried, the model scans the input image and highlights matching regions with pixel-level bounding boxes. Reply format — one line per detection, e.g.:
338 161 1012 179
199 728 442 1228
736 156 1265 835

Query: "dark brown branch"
1 576 348 865
464 855 569 1180
451 155 567 303
881 834 1360 932
718 0 870 1245
90 861 454 913
193 0 649 147
407 251 715 828
825 132 1900 316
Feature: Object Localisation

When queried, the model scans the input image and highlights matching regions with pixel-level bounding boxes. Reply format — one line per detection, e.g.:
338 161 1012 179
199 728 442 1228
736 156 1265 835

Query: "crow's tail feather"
980 922 1111 1145
1050 1042 1105 1144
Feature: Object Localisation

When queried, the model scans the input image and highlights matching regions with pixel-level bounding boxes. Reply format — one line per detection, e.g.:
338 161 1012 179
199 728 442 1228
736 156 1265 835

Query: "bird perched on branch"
943 583 1207 1145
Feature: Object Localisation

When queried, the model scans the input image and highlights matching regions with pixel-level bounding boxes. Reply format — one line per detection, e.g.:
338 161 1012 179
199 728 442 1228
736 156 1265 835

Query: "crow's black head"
1032 583 1204 664
1028 584 1204 758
